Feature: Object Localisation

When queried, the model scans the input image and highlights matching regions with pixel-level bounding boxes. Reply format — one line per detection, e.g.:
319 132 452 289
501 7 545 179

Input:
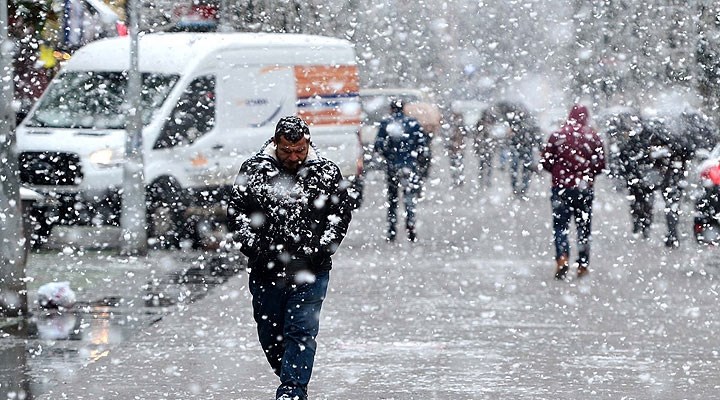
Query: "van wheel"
146 178 187 249
186 211 227 251
25 204 53 249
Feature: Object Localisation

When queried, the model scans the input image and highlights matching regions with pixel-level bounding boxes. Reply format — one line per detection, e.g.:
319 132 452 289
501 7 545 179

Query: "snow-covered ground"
313 151 720 399
7 143 720 399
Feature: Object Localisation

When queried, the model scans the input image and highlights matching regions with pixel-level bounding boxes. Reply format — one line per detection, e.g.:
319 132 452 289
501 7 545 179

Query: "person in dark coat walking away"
605 111 654 238
642 118 693 248
446 110 468 187
473 107 500 187
506 104 541 198
374 98 428 242
540 105 606 280
226 116 353 400
608 113 699 247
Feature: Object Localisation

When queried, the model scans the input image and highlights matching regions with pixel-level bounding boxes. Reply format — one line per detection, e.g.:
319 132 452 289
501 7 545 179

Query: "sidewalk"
35 271 275 400
25 167 720 400
4 233 246 400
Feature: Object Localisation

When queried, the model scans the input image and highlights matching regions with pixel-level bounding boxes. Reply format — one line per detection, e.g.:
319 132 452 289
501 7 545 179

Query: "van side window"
155 75 216 149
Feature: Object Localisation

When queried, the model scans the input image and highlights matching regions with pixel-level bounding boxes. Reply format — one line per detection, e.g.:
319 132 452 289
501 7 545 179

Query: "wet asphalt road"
17 151 720 399
0 247 238 398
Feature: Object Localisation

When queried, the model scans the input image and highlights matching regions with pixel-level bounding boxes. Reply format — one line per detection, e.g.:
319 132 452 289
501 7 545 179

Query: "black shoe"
386 231 396 242
665 237 679 248
276 395 303 400
407 228 417 242
554 265 569 280
276 384 307 400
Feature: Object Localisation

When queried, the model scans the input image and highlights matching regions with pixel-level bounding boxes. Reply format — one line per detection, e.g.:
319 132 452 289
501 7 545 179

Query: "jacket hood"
567 104 589 127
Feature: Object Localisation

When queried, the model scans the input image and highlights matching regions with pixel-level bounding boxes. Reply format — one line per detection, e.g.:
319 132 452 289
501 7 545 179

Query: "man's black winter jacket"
227 142 352 282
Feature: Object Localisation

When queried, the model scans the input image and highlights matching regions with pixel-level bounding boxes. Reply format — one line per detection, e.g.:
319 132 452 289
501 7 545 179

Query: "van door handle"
212 144 224 150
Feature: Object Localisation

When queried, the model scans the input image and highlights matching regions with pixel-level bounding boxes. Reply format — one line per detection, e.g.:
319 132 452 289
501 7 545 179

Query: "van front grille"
19 152 83 186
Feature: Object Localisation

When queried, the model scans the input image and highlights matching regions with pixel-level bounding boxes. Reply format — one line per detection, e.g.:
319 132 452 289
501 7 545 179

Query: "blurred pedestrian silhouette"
608 112 701 248
473 107 502 187
374 98 428 242
604 111 652 237
504 103 542 198
446 111 468 187
405 101 441 184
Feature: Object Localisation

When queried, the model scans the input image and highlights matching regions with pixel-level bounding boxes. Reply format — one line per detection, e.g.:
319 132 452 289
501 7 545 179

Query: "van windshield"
26 71 179 129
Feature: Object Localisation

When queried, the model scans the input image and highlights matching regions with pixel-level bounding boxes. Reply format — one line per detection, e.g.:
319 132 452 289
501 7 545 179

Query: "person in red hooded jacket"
540 105 606 280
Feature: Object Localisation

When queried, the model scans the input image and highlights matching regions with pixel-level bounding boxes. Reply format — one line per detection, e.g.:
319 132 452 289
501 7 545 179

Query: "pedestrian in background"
374 98 428 242
642 118 693 248
506 104 542 198
540 104 606 280
447 111 468 187
226 116 353 400
473 108 499 187
405 100 441 184
605 111 654 238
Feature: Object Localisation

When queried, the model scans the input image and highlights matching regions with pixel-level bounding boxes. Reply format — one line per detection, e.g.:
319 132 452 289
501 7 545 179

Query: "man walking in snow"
374 98 428 242
540 104 605 280
226 116 353 400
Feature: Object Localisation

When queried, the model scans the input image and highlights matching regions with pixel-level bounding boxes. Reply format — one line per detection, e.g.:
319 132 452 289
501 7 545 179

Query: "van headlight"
89 148 124 167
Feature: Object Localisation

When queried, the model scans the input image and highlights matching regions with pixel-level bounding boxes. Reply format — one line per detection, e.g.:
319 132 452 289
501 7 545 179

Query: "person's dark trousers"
418 147 432 181
474 141 495 187
628 184 654 237
551 187 594 267
448 147 465 186
249 271 330 400
661 183 682 244
510 149 533 196
386 167 420 239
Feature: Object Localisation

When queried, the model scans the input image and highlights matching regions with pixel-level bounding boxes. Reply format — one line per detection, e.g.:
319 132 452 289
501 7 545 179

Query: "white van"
16 32 364 245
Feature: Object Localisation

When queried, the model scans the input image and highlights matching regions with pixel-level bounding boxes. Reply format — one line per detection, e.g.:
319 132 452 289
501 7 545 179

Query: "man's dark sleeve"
592 133 607 175
539 133 556 172
374 121 388 155
413 120 428 146
315 165 353 258
597 142 607 173
226 168 260 259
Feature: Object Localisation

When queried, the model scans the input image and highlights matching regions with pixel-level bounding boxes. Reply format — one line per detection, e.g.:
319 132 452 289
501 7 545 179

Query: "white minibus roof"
65 32 356 74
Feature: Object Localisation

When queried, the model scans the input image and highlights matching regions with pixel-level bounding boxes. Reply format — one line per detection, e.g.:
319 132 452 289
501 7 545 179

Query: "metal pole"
0 0 28 316
120 0 147 255
218 0 231 32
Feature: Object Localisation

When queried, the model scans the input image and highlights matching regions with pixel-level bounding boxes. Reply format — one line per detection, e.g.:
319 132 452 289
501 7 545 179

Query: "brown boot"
577 265 589 279
554 255 569 280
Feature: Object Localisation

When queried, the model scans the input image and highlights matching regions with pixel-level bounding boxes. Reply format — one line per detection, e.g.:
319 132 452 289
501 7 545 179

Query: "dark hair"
274 116 310 143
390 98 404 113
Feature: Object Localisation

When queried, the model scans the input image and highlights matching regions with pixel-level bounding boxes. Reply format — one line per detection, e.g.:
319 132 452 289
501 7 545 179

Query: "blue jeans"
551 187 594 267
249 271 330 399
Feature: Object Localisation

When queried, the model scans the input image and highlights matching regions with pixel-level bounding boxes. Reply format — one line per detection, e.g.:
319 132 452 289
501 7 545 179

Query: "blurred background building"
8 1 720 124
